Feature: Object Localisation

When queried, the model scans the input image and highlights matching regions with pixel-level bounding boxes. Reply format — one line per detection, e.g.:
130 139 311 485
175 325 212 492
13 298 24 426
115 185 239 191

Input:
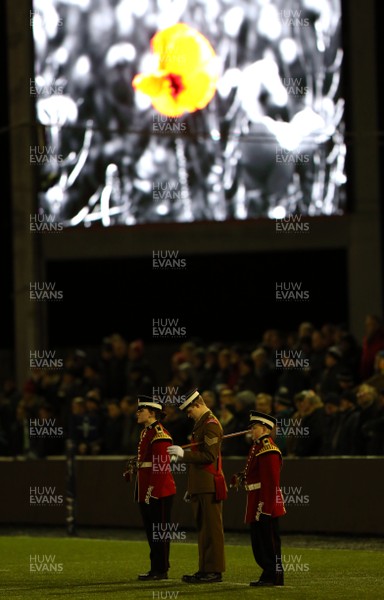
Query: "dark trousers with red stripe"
249 517 284 585
139 495 174 574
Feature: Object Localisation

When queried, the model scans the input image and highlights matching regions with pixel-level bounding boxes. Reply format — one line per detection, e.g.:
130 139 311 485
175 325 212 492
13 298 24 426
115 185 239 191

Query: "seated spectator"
320 393 341 455
317 346 344 395
78 390 105 455
103 399 124 454
29 402 65 457
273 387 295 455
235 355 260 393
192 347 207 388
120 395 142 455
218 386 236 408
9 401 31 457
293 390 327 457
255 392 273 415
363 350 384 392
308 330 327 389
196 344 219 390
82 360 102 395
219 403 247 456
212 347 235 393
338 332 361 377
68 397 88 454
251 347 277 394
275 353 310 398
126 363 154 397
106 333 129 398
176 362 198 396
201 389 219 417
231 390 256 455
333 390 359 455
360 314 384 381
127 339 157 383
336 368 357 395
353 384 380 455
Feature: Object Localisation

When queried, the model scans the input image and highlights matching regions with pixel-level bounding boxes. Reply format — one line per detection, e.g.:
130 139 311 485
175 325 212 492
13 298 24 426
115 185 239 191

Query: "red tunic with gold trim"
244 434 286 524
134 421 176 503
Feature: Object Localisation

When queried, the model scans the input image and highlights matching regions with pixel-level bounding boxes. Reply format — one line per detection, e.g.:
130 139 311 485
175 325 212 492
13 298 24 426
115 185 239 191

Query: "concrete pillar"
346 0 382 340
7 0 45 389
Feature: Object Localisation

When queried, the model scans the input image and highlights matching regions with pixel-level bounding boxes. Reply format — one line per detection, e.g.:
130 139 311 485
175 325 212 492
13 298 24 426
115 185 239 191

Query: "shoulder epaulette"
151 423 172 443
255 438 282 457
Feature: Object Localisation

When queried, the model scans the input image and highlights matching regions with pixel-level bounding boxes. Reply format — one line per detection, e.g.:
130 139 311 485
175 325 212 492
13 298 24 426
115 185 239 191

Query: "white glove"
167 445 184 463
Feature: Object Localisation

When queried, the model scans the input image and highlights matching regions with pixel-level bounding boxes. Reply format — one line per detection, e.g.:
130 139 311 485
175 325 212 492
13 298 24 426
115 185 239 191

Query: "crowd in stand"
1 315 384 458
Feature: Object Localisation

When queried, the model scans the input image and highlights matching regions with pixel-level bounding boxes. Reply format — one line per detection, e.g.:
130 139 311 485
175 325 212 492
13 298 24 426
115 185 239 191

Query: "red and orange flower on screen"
132 23 219 117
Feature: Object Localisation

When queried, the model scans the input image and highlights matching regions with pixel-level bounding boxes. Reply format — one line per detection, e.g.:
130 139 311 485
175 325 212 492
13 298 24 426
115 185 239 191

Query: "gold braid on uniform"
151 424 172 443
254 437 282 458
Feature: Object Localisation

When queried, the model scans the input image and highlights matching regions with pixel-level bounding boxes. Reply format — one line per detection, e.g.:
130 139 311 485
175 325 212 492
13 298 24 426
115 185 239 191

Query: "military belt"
244 482 261 491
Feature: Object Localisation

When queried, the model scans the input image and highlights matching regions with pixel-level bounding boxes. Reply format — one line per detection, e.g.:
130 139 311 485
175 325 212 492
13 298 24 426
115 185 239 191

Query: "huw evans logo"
30 145 64 165
152 250 186 269
153 181 188 202
30 487 64 506
153 113 187 133
30 350 63 369
280 9 310 26
152 523 187 542
29 555 63 572
275 145 310 164
276 418 310 438
29 418 64 438
152 319 187 338
277 554 310 572
30 214 63 232
275 282 309 301
30 282 63 301
275 350 309 369
152 386 186 405
275 214 309 233
30 78 65 96
282 77 309 96
152 592 179 599
278 486 310 507
152 455 186 474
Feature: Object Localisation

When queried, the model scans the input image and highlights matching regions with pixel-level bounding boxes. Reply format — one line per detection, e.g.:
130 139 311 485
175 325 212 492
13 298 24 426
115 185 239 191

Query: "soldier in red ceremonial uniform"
124 396 176 581
230 410 286 587
167 389 226 584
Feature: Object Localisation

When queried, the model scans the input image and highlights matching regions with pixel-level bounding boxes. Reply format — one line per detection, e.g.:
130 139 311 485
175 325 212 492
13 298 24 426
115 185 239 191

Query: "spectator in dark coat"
333 390 359 455
294 391 327 457
353 384 380 455
360 315 384 381
320 393 341 455
103 399 124 454
317 346 344 396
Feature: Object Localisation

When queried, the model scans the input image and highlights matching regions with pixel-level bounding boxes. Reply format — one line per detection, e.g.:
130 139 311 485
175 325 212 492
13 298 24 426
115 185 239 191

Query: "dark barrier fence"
2 456 383 535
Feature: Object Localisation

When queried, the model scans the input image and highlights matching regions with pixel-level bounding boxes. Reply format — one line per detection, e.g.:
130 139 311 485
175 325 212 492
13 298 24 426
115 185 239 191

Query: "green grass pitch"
1 536 383 600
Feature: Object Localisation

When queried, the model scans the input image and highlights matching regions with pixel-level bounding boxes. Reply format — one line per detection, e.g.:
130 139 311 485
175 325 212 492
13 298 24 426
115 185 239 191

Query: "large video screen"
31 0 346 227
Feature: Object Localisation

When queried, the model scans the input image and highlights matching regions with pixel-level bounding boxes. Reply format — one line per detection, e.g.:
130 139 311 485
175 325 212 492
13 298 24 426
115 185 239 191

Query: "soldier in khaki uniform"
167 389 226 584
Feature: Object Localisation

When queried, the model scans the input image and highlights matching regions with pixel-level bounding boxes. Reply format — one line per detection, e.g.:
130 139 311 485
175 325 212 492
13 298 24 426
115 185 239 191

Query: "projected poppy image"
132 23 219 117
31 0 346 227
